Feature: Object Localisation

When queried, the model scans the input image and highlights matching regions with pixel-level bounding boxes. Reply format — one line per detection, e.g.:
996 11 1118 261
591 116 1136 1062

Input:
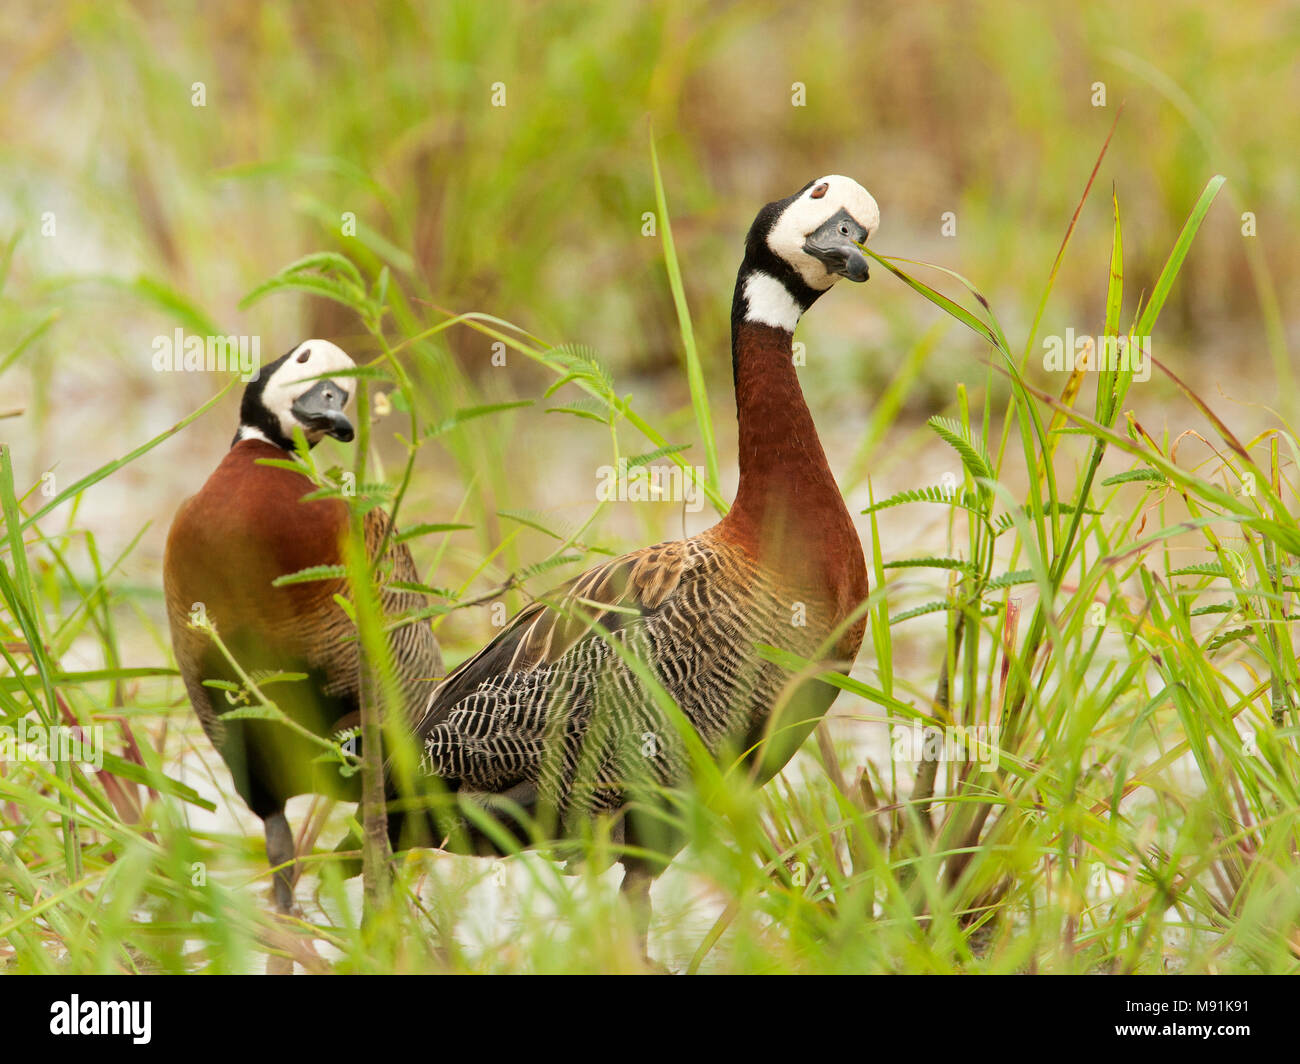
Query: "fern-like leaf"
861 484 979 515
882 557 978 574
1101 468 1168 487
927 415 995 503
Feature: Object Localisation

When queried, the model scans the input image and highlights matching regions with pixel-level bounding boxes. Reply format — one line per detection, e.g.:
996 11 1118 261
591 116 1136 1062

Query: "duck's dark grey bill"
803 208 871 282
291 379 354 442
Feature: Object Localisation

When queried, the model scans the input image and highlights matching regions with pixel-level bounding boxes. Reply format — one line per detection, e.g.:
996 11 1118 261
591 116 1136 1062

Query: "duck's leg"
264 809 297 914
263 809 299 975
620 862 664 971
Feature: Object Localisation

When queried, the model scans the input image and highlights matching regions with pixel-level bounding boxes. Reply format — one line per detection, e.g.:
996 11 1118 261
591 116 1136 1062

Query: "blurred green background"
3 0 1294 457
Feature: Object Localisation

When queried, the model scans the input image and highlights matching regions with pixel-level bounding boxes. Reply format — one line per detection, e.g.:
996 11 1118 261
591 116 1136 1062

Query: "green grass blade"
649 135 721 499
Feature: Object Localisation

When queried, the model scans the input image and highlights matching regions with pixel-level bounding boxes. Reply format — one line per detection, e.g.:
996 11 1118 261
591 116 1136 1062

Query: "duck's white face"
260 339 357 445
767 175 881 291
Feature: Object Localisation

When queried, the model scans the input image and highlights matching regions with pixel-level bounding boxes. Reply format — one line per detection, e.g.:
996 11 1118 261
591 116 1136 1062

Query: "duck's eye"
297 349 311 363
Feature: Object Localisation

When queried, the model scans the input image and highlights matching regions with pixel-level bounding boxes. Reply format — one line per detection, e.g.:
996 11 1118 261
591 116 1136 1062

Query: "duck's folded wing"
414 539 689 737
362 506 444 715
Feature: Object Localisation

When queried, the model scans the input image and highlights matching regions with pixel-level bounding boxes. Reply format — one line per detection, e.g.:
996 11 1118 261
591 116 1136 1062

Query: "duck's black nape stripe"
729 191 827 384
232 348 296 450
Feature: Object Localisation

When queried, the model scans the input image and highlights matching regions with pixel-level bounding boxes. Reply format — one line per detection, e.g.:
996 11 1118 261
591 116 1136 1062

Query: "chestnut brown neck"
721 319 859 576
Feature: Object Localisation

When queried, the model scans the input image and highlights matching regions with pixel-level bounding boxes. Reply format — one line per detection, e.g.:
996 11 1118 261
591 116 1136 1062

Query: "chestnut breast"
164 439 349 661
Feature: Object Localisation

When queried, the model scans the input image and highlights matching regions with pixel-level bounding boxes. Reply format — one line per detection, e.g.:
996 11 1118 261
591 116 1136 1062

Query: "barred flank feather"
420 526 850 827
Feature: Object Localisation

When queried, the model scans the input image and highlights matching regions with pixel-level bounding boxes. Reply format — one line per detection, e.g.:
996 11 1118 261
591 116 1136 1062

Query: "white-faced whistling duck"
163 339 442 913
411 177 879 958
